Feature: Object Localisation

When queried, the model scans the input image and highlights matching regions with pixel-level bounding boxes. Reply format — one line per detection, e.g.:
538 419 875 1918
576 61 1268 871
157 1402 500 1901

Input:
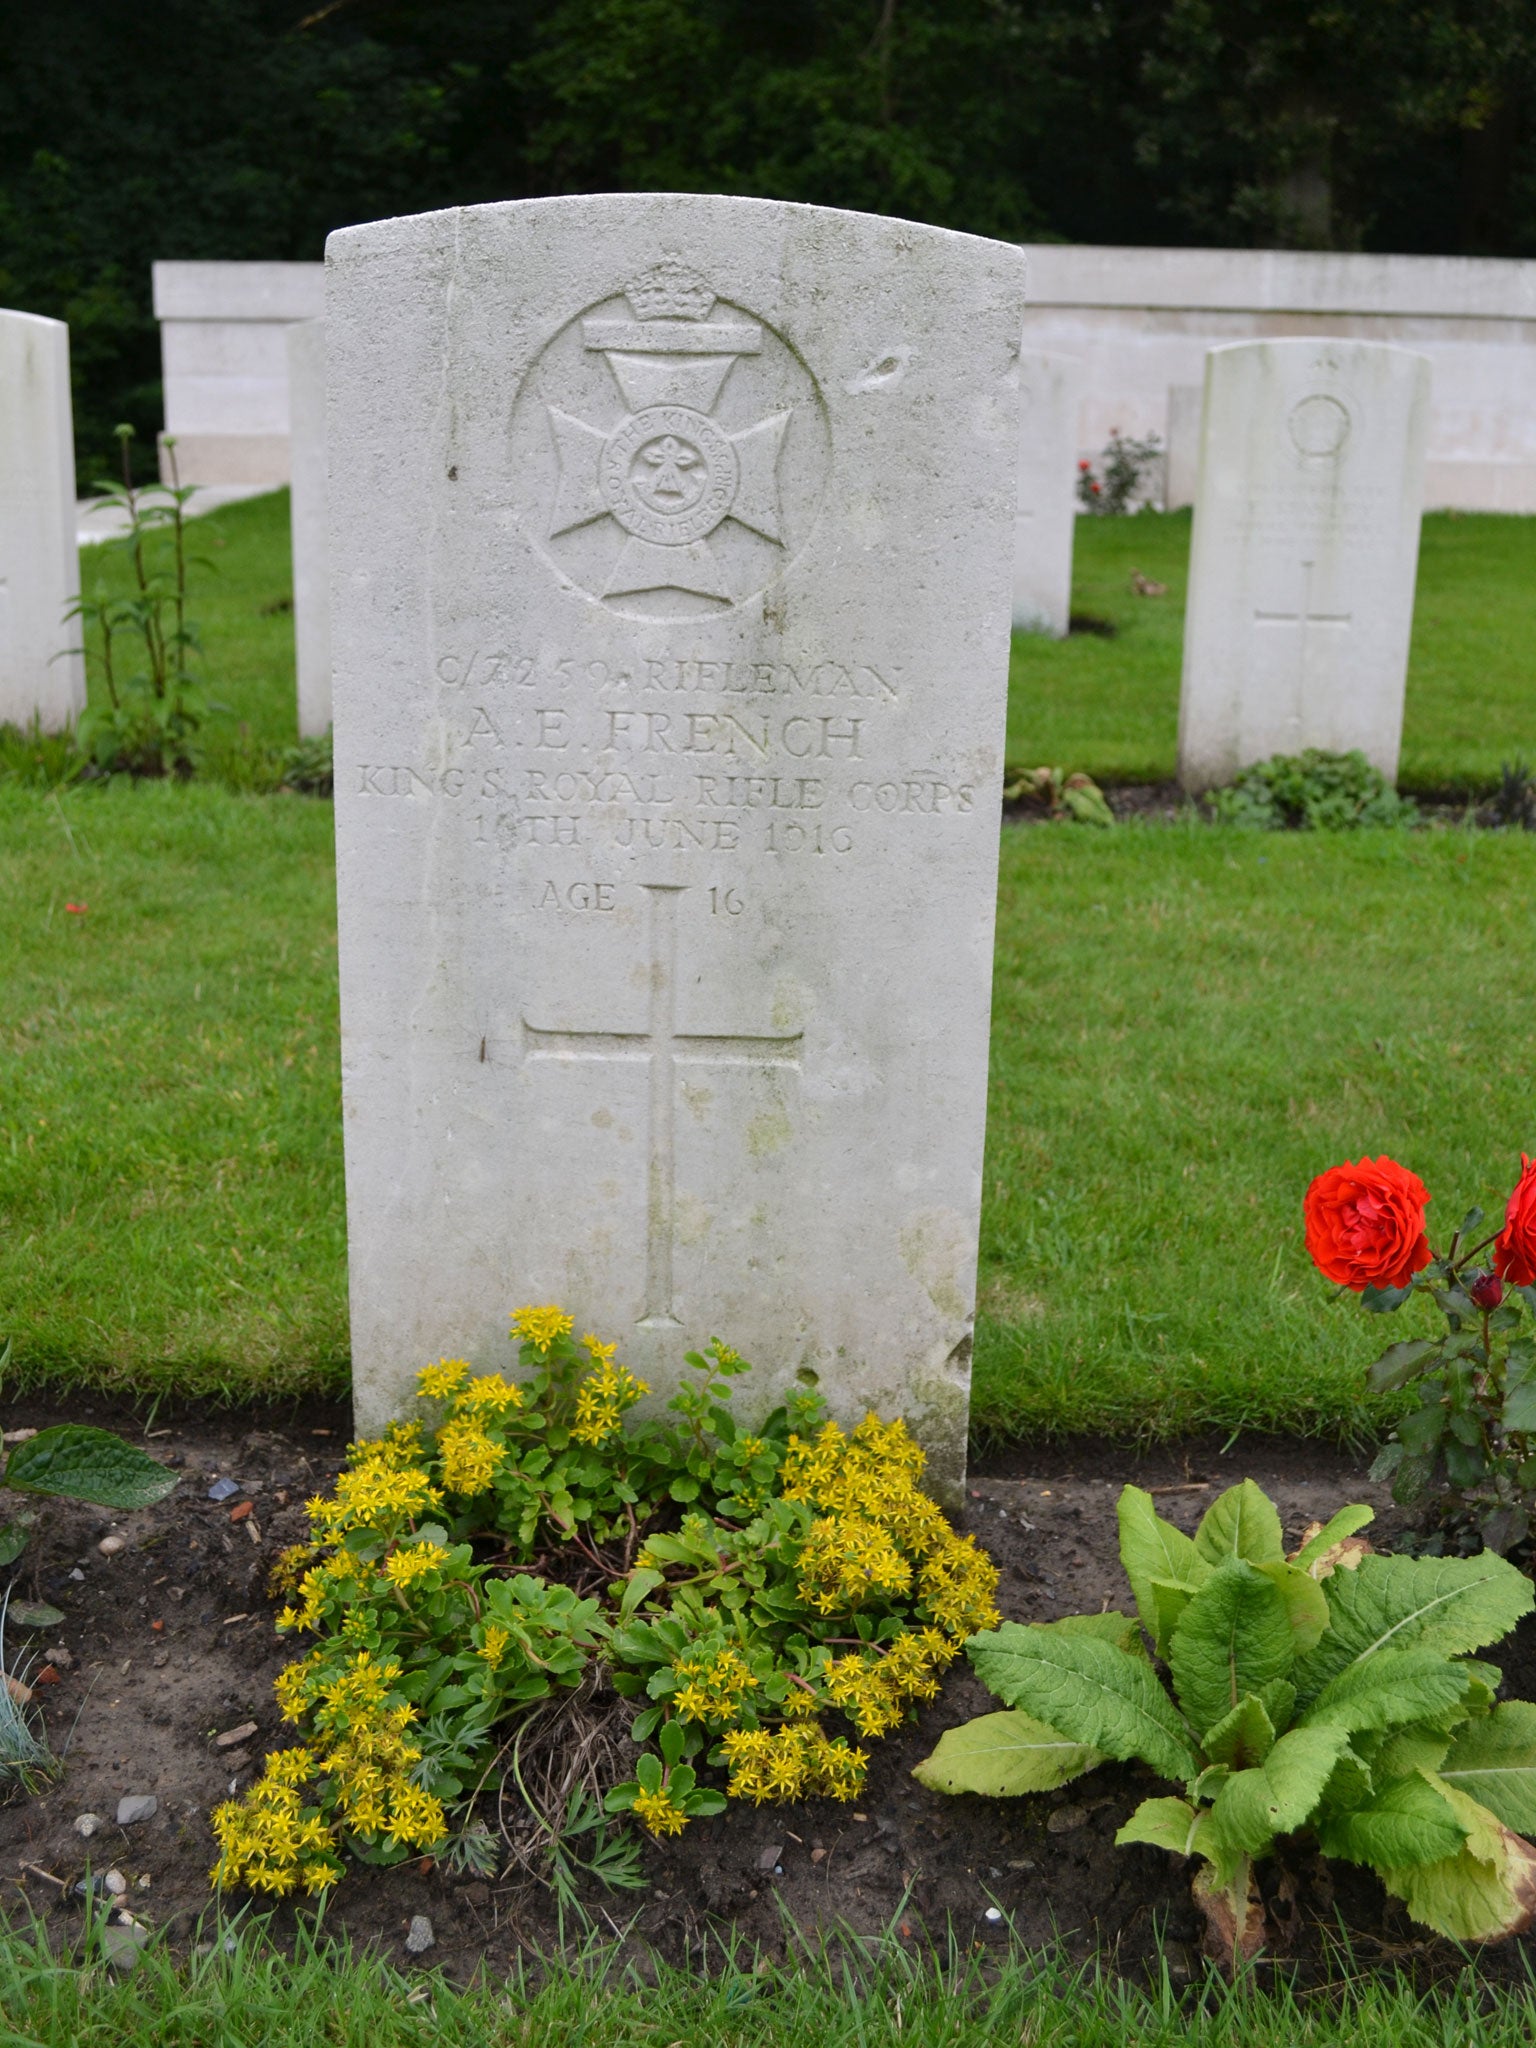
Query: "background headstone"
287 319 331 738
1178 338 1430 792
1163 381 1202 511
328 196 1025 1499
0 310 85 733
1011 350 1079 636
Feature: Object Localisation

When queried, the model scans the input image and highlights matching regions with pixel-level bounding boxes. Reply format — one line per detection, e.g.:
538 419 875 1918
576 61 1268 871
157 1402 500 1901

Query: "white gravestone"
1011 351 1078 636
0 311 85 732
1163 382 1202 511
327 196 1025 1500
1178 339 1430 792
287 320 332 737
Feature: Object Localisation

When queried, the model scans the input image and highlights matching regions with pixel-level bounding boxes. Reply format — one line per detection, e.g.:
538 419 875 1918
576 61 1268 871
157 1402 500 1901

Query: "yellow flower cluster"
672 1645 758 1723
632 1785 689 1836
823 1629 955 1737
796 1514 913 1612
720 1723 867 1804
301 1651 446 1851
418 1357 470 1399
306 1457 442 1542
383 1541 449 1588
456 1372 525 1418
211 1746 339 1896
572 1355 650 1446
438 1414 504 1495
511 1304 574 1352
918 1535 1003 1638
478 1622 512 1667
781 1413 1000 1640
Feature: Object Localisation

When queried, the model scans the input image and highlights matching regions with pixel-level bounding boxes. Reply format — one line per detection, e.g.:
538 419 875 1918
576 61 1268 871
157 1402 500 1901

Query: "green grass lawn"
6 772 1535 1441
1009 511 1536 793
5 495 1535 1436
3 1924 1534 2048
0 781 346 1396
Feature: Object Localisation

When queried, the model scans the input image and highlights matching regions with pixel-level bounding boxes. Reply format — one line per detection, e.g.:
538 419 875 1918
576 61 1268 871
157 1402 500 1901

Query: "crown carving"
624 259 716 323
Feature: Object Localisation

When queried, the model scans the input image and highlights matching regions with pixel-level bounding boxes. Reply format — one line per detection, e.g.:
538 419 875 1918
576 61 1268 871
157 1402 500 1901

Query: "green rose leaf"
1439 1701 1536 1834
1210 1724 1353 1855
1193 1482 1285 1571
1501 1374 1536 1435
911 1710 1104 1797
1296 1551 1534 1706
1367 1339 1440 1393
966 1624 1198 1784
1361 1283 1414 1313
1317 1771 1468 1871
3 1426 180 1510
1167 1560 1296 1740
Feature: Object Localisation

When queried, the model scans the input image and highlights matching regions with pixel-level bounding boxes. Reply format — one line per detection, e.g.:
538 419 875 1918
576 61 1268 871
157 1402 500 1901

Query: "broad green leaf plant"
915 1479 1536 1965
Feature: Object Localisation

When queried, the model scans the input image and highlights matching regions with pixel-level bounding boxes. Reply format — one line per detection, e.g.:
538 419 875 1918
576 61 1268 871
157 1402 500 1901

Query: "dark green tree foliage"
0 0 1534 485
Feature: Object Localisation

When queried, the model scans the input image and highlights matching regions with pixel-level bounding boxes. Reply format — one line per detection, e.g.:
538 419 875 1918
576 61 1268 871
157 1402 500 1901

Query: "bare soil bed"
3 1391 1534 1988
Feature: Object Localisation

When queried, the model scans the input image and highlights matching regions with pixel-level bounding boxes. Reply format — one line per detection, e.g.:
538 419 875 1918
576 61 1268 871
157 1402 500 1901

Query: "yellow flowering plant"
216 1309 999 1897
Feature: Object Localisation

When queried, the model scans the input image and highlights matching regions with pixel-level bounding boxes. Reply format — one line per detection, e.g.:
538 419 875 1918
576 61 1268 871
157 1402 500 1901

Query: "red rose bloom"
1304 1157 1431 1291
1493 1154 1536 1286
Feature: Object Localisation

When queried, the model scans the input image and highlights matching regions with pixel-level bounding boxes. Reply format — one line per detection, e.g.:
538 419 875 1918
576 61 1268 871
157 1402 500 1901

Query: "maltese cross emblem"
545 260 791 603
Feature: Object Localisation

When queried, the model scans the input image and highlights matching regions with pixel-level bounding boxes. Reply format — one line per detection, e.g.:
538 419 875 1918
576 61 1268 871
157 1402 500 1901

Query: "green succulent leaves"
916 1478 1536 1950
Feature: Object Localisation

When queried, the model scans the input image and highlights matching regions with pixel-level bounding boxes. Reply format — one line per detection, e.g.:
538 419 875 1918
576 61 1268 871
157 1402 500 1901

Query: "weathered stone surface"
327 196 1024 1500
0 309 84 732
1012 351 1078 637
287 320 332 737
1178 338 1430 792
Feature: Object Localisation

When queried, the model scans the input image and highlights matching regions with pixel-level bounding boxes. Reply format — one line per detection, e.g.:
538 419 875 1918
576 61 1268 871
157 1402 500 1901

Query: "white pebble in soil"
73 1814 103 1838
116 1795 158 1826
405 1914 435 1954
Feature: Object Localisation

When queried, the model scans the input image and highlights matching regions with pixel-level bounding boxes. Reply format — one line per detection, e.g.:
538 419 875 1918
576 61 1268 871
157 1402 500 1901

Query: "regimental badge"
510 259 829 618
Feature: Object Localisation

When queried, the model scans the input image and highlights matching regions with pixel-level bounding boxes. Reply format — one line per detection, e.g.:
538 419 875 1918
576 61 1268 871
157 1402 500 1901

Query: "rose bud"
1469 1270 1505 1311
1304 1157 1432 1292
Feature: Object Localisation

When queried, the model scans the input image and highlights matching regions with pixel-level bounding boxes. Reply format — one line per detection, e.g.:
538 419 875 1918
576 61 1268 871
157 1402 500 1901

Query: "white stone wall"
152 261 324 486
1020 244 1536 513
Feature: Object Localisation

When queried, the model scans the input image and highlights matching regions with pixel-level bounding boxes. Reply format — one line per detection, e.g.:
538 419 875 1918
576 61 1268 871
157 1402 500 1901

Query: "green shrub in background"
1207 750 1418 830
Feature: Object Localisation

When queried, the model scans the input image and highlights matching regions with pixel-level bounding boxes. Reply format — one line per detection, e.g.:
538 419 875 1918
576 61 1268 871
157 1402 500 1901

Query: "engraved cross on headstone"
522 884 803 1328
1253 558 1352 688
